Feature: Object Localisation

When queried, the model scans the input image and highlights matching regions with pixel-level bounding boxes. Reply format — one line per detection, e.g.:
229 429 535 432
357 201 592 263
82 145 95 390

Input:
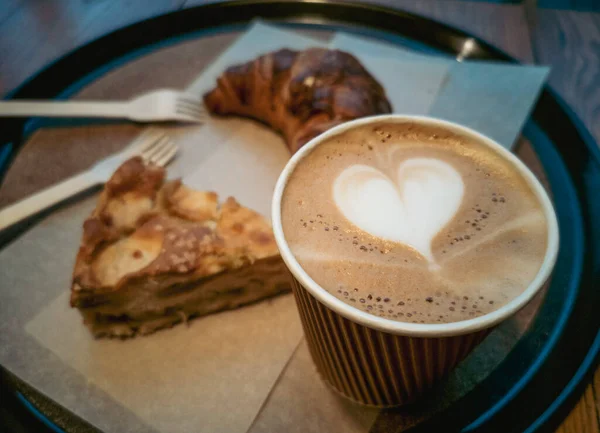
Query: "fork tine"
175 108 202 119
155 143 178 167
176 101 204 116
140 133 170 155
125 130 167 156
147 140 177 166
173 109 205 123
140 135 172 162
175 115 204 124
175 107 205 123
146 139 173 161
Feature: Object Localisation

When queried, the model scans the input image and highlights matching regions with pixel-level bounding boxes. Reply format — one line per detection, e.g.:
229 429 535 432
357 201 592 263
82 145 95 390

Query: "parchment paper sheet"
0 22 550 433
5 23 325 433
331 33 549 148
249 30 550 432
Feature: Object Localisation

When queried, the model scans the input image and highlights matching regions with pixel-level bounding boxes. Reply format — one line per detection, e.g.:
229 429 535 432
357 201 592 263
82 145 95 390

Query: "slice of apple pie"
70 157 289 338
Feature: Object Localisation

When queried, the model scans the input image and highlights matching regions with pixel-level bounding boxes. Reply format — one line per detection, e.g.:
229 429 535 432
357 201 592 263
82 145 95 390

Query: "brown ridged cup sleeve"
290 275 490 407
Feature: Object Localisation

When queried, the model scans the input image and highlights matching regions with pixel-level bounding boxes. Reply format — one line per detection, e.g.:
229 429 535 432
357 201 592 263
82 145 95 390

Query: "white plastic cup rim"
272 114 560 338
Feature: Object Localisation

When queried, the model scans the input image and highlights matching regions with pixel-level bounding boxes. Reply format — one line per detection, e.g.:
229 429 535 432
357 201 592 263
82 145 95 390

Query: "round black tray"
1 1 599 433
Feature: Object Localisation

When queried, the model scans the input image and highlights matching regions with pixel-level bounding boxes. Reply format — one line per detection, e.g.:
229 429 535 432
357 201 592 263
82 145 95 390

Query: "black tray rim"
1 1 599 433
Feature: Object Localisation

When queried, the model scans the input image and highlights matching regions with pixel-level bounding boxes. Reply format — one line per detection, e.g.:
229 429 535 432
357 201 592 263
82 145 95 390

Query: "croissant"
203 48 392 153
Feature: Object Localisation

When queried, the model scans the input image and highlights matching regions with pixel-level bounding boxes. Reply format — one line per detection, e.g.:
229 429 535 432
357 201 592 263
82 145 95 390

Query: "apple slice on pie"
70 157 289 338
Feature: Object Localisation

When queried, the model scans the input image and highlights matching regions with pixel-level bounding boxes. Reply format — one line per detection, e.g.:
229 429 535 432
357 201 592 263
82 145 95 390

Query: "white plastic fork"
0 89 206 123
0 130 178 231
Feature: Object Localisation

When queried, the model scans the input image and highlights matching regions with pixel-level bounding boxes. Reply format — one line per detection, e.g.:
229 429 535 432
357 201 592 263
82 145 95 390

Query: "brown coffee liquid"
281 121 548 324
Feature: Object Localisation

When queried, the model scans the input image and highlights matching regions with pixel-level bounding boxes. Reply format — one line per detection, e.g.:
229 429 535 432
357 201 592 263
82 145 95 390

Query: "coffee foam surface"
281 121 548 324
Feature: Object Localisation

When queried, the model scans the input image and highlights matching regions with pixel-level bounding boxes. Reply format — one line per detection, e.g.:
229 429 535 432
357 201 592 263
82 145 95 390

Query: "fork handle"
0 101 128 118
0 171 99 231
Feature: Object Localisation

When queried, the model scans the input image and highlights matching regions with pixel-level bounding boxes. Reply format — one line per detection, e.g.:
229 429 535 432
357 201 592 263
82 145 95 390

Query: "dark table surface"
0 1 598 432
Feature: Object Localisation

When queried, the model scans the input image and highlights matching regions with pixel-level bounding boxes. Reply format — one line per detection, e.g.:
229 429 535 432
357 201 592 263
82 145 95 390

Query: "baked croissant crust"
71 157 289 338
203 48 392 153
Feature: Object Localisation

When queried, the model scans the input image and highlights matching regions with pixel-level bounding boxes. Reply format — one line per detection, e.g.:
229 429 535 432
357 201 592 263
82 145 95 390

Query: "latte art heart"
333 158 464 265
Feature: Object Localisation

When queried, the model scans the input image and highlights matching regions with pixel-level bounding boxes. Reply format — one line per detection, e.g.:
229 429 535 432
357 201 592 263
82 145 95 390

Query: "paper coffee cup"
272 115 559 407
